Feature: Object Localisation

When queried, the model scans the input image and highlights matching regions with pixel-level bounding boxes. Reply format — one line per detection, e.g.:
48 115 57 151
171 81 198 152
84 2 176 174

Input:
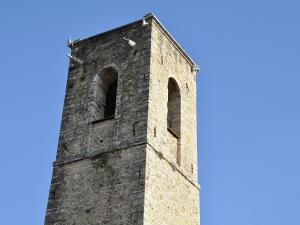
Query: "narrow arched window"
167 78 181 165
104 80 117 118
89 67 118 122
167 78 181 138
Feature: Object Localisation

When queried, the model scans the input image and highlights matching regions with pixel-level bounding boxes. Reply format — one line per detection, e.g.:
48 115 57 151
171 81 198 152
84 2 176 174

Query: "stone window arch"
167 77 181 137
167 77 181 165
89 66 118 122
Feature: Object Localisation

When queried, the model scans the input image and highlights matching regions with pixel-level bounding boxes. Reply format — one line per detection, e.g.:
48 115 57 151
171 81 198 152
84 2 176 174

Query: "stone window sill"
167 127 179 139
91 116 114 124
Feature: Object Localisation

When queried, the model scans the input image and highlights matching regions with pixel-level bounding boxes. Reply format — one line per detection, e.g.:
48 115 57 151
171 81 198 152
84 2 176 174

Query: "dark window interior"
104 80 117 118
89 67 118 123
167 78 181 138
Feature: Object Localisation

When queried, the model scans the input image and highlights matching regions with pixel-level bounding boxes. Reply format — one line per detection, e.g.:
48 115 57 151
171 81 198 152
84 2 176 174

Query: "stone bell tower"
45 13 200 225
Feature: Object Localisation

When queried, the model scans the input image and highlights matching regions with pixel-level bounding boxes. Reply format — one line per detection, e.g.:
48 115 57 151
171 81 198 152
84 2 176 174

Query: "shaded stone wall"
47 145 146 225
45 19 151 225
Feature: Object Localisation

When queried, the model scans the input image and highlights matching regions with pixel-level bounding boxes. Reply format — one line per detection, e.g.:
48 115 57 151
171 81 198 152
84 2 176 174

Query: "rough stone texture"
144 18 200 225
144 145 200 225
45 14 200 225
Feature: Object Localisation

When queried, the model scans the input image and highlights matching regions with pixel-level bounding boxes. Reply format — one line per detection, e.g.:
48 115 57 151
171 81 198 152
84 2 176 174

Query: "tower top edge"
72 13 199 71
144 13 199 69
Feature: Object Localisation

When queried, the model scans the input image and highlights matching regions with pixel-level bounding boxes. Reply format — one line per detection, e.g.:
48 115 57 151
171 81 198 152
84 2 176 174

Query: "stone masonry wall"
144 17 200 225
45 14 200 225
144 145 200 225
147 18 198 180
45 19 151 225
46 145 146 225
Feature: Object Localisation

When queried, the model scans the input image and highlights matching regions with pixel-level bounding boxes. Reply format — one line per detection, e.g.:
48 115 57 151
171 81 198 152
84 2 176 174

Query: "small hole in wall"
133 123 136 136
154 127 157 137
61 142 68 152
191 163 194 174
67 81 74 89
91 153 109 169
100 140 103 143
157 151 163 159
80 73 85 81
186 83 190 92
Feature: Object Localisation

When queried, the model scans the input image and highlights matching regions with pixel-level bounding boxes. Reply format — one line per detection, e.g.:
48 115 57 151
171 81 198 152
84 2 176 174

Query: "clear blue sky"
1 1 299 224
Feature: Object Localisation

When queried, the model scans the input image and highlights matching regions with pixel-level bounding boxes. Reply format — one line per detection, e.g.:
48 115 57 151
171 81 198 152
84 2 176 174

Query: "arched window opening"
167 78 181 138
90 67 118 122
167 78 181 165
104 80 117 118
